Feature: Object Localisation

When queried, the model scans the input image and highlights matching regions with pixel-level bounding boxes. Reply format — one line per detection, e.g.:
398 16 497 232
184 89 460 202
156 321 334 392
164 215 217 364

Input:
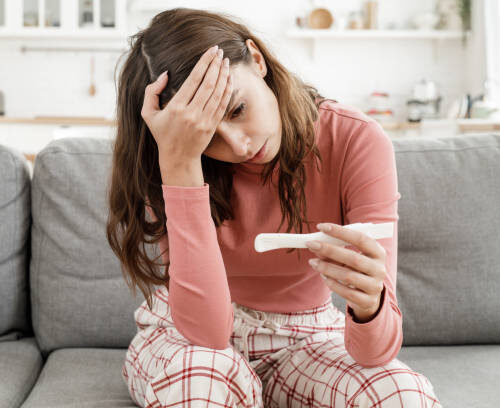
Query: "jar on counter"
348 11 365 29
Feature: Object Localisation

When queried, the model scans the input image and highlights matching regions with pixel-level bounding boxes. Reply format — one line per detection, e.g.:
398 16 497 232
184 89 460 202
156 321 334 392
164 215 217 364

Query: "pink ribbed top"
150 100 403 368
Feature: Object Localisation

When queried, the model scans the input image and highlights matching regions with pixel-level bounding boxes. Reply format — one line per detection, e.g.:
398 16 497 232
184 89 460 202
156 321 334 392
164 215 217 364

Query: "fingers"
317 261 375 294
322 272 376 308
205 57 231 120
172 45 219 106
141 71 168 120
190 47 224 111
317 223 384 260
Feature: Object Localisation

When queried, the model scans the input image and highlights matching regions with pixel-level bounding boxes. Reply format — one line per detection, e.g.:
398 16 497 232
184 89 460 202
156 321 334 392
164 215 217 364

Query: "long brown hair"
106 7 337 309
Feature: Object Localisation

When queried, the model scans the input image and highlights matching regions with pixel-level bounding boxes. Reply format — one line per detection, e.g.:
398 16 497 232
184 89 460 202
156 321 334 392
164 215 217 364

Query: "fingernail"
317 223 332 231
211 45 219 53
309 258 320 267
157 70 168 81
306 241 321 250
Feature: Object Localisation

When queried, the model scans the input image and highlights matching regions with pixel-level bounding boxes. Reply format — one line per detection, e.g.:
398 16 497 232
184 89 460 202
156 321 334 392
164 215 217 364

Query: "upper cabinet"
0 0 127 38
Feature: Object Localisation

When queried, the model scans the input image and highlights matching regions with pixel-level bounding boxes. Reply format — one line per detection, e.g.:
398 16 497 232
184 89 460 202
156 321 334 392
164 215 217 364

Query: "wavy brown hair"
106 7 338 310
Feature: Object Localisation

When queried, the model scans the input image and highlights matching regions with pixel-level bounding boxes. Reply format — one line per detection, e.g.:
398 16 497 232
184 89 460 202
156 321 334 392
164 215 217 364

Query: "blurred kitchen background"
1 0 499 172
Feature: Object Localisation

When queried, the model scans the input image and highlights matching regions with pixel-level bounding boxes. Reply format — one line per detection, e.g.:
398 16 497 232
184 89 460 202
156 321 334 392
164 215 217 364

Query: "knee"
353 366 440 408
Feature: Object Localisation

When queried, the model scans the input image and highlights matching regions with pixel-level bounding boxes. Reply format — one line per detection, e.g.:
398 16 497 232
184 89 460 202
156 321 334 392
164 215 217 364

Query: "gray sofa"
0 133 499 408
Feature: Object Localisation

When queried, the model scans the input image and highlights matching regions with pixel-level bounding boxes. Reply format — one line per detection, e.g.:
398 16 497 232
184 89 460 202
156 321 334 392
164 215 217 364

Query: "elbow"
354 347 401 368
173 309 234 352
177 328 232 351
349 329 403 368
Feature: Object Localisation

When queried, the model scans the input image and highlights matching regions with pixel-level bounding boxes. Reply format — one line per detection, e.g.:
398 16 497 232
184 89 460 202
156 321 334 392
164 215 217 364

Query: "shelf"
0 28 129 52
0 28 126 39
286 28 471 60
286 28 470 39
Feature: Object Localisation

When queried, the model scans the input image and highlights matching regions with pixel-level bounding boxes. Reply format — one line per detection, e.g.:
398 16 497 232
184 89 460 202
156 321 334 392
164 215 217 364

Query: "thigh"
262 331 442 408
124 325 264 408
123 286 265 408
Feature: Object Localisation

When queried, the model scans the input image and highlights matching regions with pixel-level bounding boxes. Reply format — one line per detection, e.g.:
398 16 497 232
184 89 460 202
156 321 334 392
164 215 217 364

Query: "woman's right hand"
140 45 233 162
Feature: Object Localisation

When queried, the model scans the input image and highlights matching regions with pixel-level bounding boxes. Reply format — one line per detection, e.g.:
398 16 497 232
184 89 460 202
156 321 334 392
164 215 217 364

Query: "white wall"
0 0 485 122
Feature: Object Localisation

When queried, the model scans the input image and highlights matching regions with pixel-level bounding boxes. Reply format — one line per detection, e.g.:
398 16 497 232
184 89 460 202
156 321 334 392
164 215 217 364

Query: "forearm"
159 157 233 350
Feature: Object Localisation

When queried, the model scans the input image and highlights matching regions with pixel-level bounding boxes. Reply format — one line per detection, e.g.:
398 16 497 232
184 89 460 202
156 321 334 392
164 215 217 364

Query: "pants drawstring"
233 305 281 361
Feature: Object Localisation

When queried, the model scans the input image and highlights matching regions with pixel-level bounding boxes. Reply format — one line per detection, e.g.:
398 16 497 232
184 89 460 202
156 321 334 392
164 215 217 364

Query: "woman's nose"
226 134 251 156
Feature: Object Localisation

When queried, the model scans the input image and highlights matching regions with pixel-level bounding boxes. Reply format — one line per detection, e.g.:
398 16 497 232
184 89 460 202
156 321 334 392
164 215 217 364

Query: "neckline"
233 159 280 176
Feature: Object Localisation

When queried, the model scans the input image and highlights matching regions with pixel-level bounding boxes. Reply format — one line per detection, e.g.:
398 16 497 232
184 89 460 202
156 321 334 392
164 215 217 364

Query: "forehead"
229 62 253 84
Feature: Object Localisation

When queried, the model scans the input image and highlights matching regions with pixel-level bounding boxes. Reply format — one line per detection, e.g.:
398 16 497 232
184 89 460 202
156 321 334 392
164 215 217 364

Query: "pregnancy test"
254 222 394 252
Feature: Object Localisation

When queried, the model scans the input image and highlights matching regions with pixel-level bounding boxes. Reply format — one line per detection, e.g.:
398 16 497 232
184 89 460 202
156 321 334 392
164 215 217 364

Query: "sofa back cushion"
0 144 31 341
392 133 500 345
32 133 500 354
30 137 157 357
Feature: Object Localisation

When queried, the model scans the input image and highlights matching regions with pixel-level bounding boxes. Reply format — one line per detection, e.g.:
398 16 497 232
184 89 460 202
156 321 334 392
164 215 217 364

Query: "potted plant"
457 0 471 45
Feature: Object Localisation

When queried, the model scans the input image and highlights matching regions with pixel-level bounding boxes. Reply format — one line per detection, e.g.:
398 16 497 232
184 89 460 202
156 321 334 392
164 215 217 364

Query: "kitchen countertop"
0 116 116 125
1 116 499 130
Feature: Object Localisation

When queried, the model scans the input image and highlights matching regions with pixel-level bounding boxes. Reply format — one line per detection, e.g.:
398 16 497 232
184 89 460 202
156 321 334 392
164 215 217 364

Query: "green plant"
457 0 471 46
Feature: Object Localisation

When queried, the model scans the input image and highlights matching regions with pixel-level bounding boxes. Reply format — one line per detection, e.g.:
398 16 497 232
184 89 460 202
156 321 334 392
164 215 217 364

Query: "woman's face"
202 39 282 164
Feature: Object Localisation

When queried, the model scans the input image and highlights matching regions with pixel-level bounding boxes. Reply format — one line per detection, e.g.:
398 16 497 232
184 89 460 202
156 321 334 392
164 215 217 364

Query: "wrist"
350 288 384 323
159 156 204 187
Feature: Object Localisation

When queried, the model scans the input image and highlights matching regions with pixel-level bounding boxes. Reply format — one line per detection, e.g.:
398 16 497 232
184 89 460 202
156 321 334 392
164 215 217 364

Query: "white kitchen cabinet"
0 0 127 39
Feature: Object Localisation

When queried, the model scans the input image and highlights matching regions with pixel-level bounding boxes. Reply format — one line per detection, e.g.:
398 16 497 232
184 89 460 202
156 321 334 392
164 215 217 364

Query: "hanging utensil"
89 55 96 96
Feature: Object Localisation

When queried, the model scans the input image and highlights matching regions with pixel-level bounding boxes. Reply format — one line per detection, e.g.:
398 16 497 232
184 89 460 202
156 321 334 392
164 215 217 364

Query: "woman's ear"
245 39 267 78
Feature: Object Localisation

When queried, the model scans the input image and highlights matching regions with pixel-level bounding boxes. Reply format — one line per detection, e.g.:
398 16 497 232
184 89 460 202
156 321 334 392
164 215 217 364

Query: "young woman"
106 7 442 408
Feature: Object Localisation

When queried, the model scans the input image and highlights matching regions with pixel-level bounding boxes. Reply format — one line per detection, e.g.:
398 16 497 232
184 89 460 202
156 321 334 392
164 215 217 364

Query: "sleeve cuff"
346 283 387 327
162 182 209 199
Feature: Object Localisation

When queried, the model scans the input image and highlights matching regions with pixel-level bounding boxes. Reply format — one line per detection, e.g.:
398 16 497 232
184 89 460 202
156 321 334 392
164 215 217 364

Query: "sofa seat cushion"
20 347 136 408
0 337 43 408
398 344 500 408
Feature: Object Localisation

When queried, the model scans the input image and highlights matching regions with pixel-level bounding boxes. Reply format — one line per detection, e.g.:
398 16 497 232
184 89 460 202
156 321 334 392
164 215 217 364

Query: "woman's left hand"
305 223 387 323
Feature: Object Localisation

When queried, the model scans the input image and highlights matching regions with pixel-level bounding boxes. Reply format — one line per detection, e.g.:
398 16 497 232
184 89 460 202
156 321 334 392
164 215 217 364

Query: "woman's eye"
231 103 245 118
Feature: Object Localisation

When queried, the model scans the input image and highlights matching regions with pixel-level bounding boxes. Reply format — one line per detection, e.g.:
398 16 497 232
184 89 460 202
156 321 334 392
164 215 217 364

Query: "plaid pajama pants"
122 286 442 408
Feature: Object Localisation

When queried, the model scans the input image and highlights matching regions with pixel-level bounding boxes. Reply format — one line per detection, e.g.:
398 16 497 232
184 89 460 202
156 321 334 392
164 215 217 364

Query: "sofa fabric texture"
0 145 32 342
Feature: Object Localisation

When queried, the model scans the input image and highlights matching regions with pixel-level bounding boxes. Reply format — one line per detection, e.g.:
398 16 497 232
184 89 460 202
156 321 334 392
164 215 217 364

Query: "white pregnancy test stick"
254 222 394 252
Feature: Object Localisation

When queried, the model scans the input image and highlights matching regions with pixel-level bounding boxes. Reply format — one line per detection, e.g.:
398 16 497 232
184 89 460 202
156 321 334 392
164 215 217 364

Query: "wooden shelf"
0 28 126 39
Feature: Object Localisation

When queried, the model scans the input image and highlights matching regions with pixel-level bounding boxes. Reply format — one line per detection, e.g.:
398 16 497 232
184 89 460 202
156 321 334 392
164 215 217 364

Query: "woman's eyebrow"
224 88 240 117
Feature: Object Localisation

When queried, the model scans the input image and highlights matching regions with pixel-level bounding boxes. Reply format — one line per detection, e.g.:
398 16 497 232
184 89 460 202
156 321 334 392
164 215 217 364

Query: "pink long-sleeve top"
152 100 403 368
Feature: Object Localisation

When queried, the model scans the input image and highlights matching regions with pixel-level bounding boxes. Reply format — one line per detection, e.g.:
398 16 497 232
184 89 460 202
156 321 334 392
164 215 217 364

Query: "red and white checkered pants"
122 286 442 407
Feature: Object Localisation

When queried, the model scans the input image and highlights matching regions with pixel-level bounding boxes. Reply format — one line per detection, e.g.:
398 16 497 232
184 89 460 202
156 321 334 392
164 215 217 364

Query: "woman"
106 7 442 408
